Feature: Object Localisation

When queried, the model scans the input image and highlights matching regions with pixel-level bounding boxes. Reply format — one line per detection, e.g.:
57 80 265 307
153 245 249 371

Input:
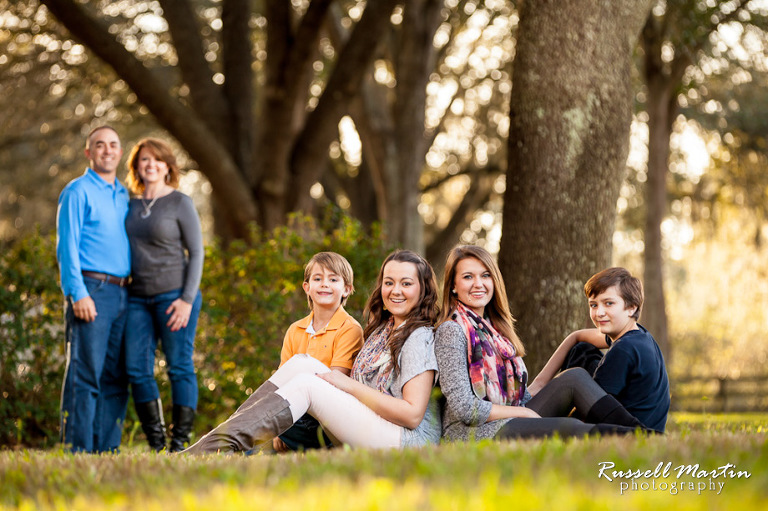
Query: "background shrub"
0 214 391 448
190 213 391 433
0 231 64 448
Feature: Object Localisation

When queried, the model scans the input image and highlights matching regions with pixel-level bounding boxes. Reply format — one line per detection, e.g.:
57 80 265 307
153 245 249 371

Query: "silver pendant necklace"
140 195 159 219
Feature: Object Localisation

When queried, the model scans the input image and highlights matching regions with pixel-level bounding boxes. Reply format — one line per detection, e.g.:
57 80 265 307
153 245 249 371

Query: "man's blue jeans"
125 289 201 408
61 277 129 453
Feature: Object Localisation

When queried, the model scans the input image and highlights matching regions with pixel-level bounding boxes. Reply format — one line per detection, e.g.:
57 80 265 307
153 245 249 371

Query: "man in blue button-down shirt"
56 125 131 452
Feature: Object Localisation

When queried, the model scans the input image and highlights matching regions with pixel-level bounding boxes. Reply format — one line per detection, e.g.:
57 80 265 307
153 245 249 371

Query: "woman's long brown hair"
363 250 439 372
438 245 525 356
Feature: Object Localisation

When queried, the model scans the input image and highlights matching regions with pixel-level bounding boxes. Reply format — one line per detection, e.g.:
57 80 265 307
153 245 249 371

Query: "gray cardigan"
126 191 203 303
434 320 512 441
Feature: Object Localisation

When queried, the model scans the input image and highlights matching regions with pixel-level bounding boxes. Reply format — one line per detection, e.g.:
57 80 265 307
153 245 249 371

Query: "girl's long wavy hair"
438 245 525 356
363 250 439 372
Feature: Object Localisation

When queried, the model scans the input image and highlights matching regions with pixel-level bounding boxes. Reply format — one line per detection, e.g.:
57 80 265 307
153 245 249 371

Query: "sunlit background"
2 0 768 393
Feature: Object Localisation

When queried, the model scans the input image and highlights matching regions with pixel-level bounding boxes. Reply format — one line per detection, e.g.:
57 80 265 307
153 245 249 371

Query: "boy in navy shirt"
531 268 670 432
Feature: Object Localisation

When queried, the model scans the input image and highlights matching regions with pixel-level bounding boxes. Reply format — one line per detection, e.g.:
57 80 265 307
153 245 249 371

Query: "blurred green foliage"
0 230 64 448
0 214 391 447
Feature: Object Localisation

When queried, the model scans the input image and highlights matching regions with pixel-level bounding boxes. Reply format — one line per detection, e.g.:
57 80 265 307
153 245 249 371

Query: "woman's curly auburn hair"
125 138 181 195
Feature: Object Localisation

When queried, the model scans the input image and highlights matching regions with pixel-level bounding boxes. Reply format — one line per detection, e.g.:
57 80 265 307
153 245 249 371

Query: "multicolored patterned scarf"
351 317 395 395
451 302 528 406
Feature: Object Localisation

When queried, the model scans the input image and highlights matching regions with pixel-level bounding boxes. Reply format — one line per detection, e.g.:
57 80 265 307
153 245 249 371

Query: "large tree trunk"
341 0 443 253
499 0 654 374
389 0 443 253
642 50 676 361
642 89 671 359
639 14 694 361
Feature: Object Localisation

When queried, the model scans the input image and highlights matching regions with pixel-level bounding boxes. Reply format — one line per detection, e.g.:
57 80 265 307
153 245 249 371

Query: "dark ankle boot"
135 398 166 452
169 404 196 452
589 423 642 436
182 393 294 455
585 395 647 429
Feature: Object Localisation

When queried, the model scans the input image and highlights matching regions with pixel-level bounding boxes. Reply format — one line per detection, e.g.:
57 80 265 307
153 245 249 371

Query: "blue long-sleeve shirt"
56 168 131 302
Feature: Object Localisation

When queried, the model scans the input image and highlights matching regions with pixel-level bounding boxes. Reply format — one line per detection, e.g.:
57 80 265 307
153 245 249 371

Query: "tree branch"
158 0 230 139
254 0 331 223
396 0 444 166
40 0 257 231
285 0 334 102
289 0 401 212
420 162 502 193
426 174 493 264
221 0 254 176
350 81 393 223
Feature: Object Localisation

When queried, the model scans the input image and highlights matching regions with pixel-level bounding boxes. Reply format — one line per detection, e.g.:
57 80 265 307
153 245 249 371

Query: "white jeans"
271 354 402 449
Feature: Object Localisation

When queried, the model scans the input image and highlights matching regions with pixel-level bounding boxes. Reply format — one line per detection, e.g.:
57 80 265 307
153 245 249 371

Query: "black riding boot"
135 398 166 452
169 404 196 452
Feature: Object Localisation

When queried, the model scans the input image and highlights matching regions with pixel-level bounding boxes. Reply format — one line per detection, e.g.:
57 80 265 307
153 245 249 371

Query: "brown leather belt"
82 271 130 287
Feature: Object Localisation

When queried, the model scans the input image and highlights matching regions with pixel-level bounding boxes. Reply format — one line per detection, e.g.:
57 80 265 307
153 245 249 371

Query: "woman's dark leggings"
527 367 606 417
496 368 622 439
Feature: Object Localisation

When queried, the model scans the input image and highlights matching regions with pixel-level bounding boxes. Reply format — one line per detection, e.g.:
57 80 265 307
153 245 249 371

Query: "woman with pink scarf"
435 245 649 441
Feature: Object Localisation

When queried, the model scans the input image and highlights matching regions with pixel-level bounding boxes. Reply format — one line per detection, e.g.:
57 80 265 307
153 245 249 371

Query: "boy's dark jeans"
279 413 333 451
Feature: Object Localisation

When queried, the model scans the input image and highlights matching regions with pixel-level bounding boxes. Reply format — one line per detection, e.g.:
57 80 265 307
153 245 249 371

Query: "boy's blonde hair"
304 252 355 309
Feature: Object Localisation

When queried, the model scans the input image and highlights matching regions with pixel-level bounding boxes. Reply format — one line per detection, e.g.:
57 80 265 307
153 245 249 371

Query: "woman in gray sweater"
435 245 647 441
124 138 204 452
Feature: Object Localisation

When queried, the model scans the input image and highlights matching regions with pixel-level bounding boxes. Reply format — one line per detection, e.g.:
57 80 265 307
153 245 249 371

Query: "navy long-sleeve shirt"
593 325 671 432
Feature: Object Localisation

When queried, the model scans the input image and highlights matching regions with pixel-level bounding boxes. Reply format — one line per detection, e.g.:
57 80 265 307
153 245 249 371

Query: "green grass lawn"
1 413 766 510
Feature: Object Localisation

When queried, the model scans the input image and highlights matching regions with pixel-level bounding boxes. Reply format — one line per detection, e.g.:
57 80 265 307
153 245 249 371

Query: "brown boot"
233 381 278 414
182 393 294 455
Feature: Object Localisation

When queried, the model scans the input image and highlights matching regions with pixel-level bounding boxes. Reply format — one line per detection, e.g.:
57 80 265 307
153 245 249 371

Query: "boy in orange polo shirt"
272 252 363 451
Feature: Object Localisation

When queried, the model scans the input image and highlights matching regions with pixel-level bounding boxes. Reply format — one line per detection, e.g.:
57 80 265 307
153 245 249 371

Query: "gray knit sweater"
126 191 203 303
434 320 512 441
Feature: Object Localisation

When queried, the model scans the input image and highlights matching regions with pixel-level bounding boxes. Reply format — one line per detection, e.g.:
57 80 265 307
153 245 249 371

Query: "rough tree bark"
499 0 654 374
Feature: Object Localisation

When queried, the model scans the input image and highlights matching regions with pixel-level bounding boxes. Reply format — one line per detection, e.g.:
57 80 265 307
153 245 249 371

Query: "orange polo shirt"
279 306 363 370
